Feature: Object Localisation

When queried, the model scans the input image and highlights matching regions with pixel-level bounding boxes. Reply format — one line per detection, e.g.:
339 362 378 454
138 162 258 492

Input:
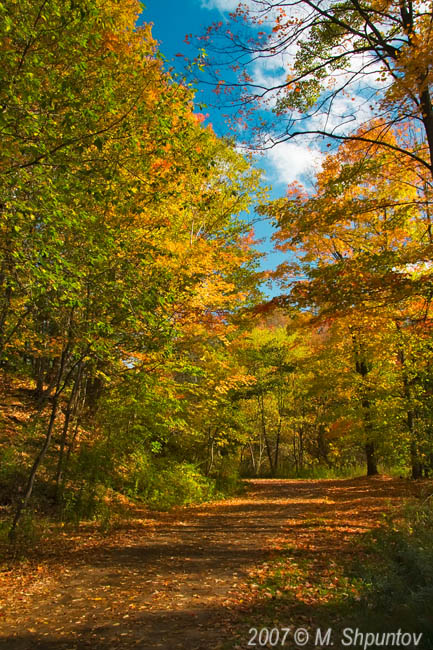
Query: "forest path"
0 477 413 650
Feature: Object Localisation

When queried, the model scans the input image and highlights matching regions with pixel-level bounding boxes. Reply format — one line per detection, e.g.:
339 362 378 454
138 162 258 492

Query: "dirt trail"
0 477 414 650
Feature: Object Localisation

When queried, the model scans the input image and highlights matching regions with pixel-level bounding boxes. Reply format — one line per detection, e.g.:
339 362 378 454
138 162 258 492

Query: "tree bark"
9 395 59 539
258 393 275 476
274 417 282 475
352 332 379 476
395 322 423 479
54 365 82 499
365 441 379 476
419 88 433 180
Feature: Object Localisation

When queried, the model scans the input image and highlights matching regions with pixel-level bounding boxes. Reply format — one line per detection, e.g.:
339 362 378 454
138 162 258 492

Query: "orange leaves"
150 158 172 176
264 117 427 322
192 112 208 124
240 227 258 251
102 32 121 52
214 372 256 395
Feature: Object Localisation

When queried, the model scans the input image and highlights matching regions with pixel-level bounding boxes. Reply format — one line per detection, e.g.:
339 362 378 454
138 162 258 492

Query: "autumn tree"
196 0 433 179
233 319 296 476
261 126 433 475
0 0 265 534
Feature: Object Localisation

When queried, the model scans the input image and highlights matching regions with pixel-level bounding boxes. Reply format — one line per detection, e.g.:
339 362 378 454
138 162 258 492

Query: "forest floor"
0 476 427 650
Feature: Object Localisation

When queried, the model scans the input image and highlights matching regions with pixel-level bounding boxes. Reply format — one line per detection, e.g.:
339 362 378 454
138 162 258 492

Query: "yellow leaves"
143 88 160 108
214 373 256 395
140 22 156 51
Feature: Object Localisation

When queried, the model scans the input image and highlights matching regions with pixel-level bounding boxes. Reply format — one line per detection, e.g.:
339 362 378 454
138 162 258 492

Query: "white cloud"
262 140 324 187
305 91 373 136
200 0 250 10
199 0 289 22
251 54 291 96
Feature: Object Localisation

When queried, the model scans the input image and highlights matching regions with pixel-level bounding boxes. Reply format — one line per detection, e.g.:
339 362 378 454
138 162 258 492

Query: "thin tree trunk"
274 417 282 475
9 396 59 539
249 442 256 475
8 334 76 538
258 393 275 476
419 87 433 180
298 427 304 471
58 374 89 496
206 436 215 476
293 436 299 474
361 392 378 476
54 366 82 499
59 417 81 495
395 322 423 479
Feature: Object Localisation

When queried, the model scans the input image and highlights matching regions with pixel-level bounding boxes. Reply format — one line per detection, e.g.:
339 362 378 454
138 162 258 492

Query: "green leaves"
0 0 266 521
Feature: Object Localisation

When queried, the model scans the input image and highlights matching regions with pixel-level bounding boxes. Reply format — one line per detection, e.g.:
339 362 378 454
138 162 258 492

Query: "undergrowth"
0 457 244 556
352 494 433 644
234 490 433 650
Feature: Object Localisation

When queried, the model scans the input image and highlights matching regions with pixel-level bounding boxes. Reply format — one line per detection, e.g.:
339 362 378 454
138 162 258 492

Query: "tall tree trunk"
352 331 379 476
205 429 215 477
298 427 304 471
362 393 378 476
258 393 275 476
395 321 423 479
274 417 282 475
317 424 331 466
365 441 378 476
410 440 423 479
8 336 75 539
293 436 299 474
34 356 45 400
419 88 433 180
248 442 256 475
59 417 81 497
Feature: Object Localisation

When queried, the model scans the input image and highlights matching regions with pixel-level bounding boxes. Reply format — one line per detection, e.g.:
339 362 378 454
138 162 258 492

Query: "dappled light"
1 0 433 648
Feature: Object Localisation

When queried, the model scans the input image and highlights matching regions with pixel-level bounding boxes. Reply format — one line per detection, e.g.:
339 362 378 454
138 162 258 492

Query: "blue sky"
139 1 326 189
137 1 387 294
138 0 308 289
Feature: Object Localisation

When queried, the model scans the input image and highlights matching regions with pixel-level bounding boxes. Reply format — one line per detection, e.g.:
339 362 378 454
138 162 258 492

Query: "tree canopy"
1 0 433 543
195 0 433 178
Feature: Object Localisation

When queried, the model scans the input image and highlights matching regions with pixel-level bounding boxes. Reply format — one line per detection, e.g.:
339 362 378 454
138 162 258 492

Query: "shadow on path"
0 476 420 649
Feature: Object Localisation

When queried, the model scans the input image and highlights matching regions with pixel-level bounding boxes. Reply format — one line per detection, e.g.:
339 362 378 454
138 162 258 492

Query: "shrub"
143 461 215 510
0 448 27 505
354 494 433 645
